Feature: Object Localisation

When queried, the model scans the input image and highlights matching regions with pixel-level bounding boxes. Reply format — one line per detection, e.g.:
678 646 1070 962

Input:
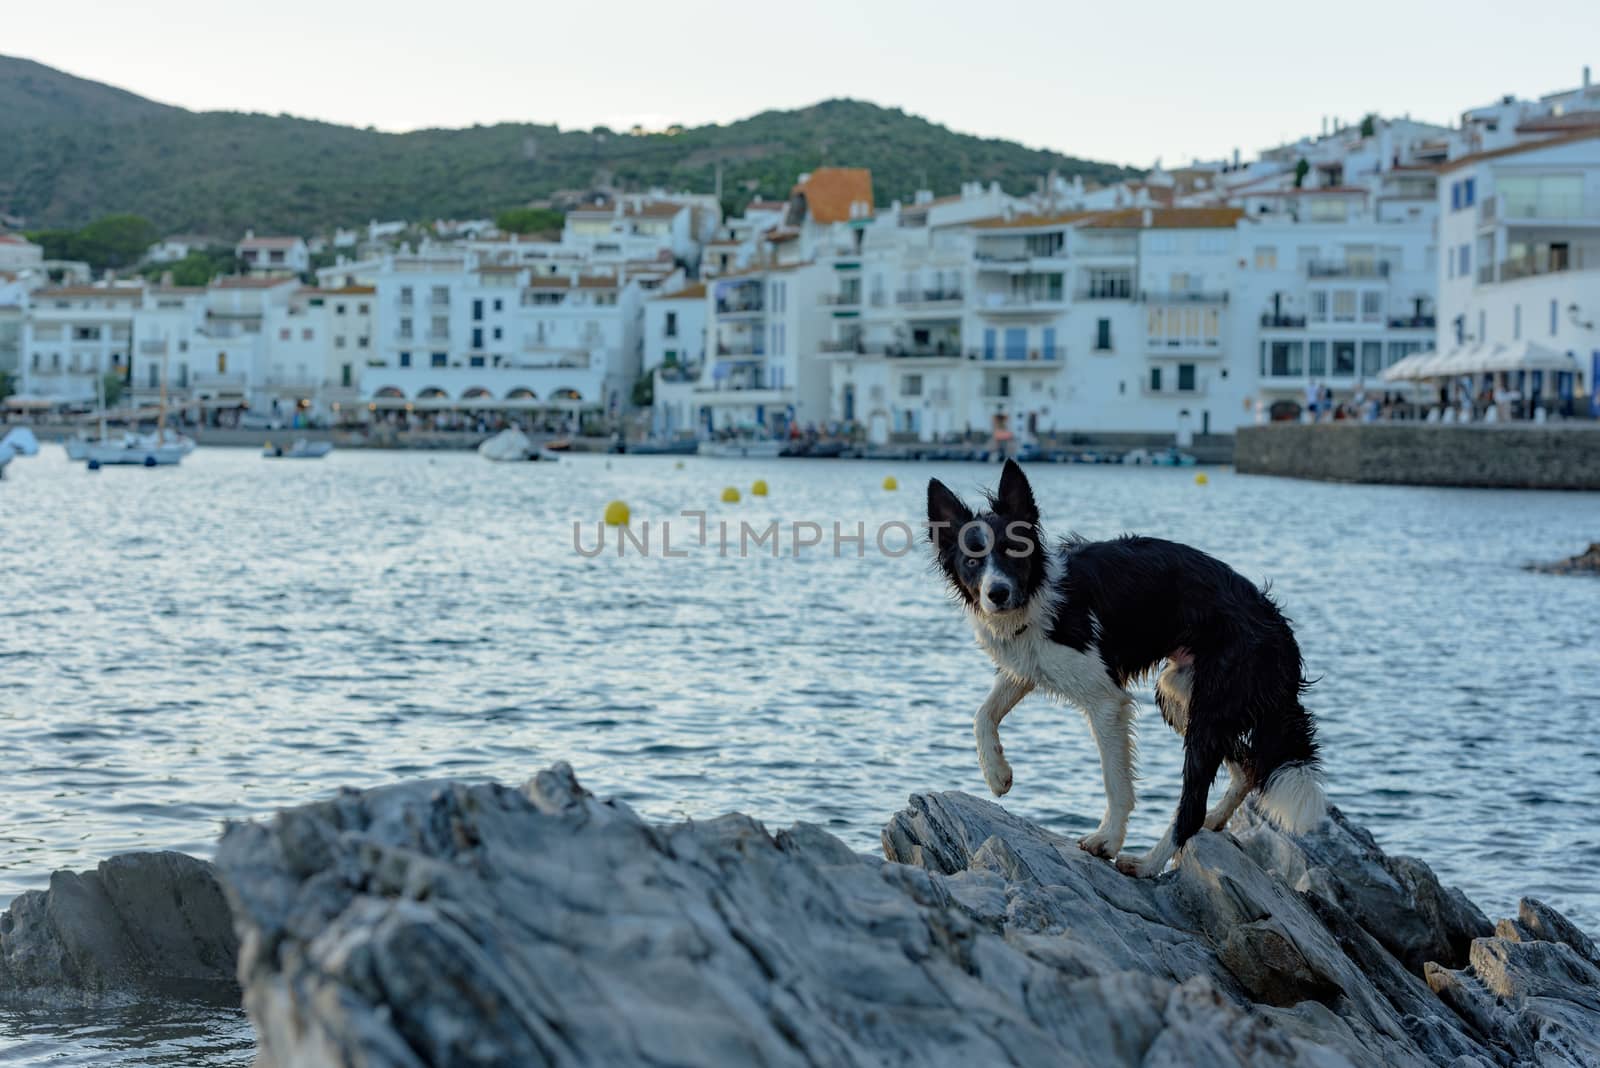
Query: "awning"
4 395 80 410
1379 351 1433 382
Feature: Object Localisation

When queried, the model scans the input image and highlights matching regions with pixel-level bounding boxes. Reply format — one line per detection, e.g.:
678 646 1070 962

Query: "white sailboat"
80 354 188 468
0 426 40 478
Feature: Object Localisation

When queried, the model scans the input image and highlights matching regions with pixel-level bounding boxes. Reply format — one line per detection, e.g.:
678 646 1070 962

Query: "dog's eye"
962 556 981 569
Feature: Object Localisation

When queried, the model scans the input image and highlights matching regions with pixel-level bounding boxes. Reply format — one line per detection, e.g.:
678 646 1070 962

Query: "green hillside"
0 55 1140 236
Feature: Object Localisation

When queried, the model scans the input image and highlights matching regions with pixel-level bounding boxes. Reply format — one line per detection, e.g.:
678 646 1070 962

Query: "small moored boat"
263 439 334 459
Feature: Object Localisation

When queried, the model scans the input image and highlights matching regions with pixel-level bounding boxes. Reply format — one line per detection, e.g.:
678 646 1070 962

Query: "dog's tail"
1256 760 1326 833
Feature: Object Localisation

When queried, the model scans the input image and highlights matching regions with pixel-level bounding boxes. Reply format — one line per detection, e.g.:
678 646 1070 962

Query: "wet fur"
928 461 1325 876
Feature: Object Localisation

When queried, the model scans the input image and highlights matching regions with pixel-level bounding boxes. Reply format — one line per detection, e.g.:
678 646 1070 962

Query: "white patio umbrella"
1379 351 1433 382
1482 340 1578 374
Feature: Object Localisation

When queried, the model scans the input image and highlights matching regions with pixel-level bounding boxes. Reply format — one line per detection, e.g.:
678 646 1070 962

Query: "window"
1387 341 1423 366
492 299 503 312
399 352 412 367
334 336 346 349
279 328 291 340
469 356 485 368
431 316 448 338
1042 327 1057 360
665 311 678 338
1094 318 1112 351
472 328 483 349
1500 174 1584 218
1309 341 1328 376
1253 247 1277 271
1309 199 1346 223
430 286 449 306
341 364 353 388
1177 363 1196 391
302 328 313 341
358 336 369 348
983 328 997 361
1004 328 1026 360
1197 233 1229 254
900 374 923 397
493 327 502 341
1266 341 1304 377
1361 341 1383 377
1361 292 1383 322
472 299 483 321
1514 305 1522 340
1332 341 1356 375
399 286 413 305
1332 291 1356 322
336 304 347 315
431 352 447 367
1149 366 1162 392
1459 244 1471 277
1310 291 1329 322
358 304 369 315
217 352 228 373
399 318 412 339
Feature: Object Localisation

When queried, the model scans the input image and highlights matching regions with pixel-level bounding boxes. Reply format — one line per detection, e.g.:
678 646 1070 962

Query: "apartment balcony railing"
1260 313 1308 328
716 341 766 357
1477 264 1498 285
974 251 1031 264
1147 337 1223 354
820 292 861 307
1138 290 1229 304
426 331 450 342
1490 251 1586 283
819 337 859 353
967 347 1060 363
1141 380 1209 397
428 296 451 308
1495 194 1593 220
192 372 248 391
1075 283 1133 300
1306 260 1390 279
1387 315 1436 329
714 298 765 316
977 293 1068 310
895 288 965 305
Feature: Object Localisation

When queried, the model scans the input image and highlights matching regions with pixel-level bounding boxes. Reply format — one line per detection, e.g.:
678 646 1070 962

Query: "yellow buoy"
751 479 768 497
882 475 899 491
1194 472 1209 486
603 500 630 526
674 460 685 470
721 486 741 503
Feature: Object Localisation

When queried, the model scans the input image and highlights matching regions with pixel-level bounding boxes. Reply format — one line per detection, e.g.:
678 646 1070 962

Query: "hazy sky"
8 0 1598 167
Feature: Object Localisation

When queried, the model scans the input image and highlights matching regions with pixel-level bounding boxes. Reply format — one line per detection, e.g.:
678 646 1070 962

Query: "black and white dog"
927 460 1324 877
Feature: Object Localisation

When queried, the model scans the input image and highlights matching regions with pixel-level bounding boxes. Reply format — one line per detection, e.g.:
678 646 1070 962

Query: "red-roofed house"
236 231 310 276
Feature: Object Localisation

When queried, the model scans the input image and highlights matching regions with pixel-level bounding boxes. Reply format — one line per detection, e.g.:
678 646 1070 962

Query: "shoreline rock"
3 768 1596 1065
208 764 1596 1067
1527 542 1600 575
0 851 238 1004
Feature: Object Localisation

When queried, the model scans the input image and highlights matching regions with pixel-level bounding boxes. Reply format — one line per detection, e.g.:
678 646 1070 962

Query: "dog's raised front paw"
1076 827 1122 860
977 740 1012 796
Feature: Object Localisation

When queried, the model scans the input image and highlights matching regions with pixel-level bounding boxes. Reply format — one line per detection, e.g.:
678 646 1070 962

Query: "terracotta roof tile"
972 210 1101 231
792 167 874 224
1079 207 1245 229
654 282 707 300
1440 130 1600 172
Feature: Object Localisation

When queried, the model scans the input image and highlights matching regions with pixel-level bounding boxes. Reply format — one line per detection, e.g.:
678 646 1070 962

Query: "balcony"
1140 380 1209 398
1147 337 1223 356
1075 281 1134 300
1306 260 1390 279
895 288 964 307
967 347 1061 364
974 251 1030 264
1486 250 1586 284
192 372 248 392
1138 290 1229 304
714 298 765 317
1387 315 1436 329
716 340 766 357
975 293 1068 314
821 292 860 308
1260 313 1308 328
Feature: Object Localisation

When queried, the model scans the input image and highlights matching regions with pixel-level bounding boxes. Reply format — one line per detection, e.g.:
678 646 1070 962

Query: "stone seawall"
1236 423 1600 490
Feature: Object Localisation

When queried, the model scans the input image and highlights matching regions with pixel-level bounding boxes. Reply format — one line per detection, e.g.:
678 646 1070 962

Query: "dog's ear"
996 460 1038 524
927 478 972 551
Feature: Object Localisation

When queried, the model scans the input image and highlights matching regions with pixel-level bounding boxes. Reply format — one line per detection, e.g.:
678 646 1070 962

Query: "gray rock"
0 851 239 1002
212 764 1598 1068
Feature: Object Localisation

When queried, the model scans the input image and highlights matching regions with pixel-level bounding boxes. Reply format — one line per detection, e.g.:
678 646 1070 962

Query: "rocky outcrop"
214 764 1599 1068
0 851 238 1002
1529 542 1600 576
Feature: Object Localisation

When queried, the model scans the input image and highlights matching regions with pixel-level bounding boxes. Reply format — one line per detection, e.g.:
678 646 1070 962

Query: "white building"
359 250 647 425
19 285 142 404
0 233 45 273
1436 128 1600 413
236 232 310 277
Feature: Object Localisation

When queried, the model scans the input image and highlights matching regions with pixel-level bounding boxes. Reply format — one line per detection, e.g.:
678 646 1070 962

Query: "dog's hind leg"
1203 759 1250 832
1077 695 1137 859
975 672 1033 796
1117 727 1225 878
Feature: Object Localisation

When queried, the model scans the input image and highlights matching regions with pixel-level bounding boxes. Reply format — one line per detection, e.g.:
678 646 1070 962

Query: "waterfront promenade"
1236 422 1600 490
